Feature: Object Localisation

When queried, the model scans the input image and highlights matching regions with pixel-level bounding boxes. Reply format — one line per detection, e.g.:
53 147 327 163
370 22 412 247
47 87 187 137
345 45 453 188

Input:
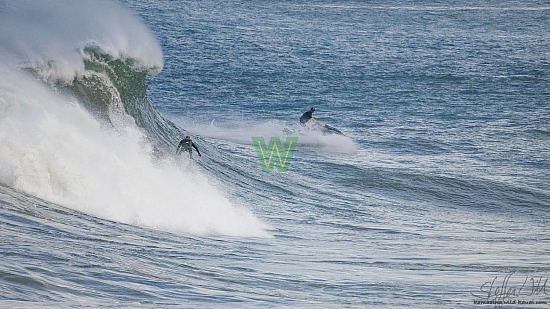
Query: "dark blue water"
1 0 549 308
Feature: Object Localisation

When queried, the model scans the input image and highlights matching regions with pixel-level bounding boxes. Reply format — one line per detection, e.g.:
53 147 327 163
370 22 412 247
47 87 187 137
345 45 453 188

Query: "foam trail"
0 69 270 237
176 117 358 154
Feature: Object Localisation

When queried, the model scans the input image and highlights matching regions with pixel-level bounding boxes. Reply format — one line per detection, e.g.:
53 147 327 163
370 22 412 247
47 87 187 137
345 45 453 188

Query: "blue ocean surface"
1 0 549 308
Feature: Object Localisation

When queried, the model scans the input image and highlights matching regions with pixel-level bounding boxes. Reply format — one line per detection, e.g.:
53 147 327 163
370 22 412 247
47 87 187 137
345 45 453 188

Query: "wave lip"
0 0 163 82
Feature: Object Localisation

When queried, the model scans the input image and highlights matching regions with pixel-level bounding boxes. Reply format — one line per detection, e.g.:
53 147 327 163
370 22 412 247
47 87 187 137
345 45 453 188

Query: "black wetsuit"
176 138 201 157
300 110 314 125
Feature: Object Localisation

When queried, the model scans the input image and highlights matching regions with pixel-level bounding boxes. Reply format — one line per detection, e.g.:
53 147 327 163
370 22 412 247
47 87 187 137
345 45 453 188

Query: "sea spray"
0 69 269 237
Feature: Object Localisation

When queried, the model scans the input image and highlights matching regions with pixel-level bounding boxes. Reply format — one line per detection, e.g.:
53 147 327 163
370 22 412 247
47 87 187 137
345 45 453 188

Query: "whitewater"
1 0 549 308
0 0 268 237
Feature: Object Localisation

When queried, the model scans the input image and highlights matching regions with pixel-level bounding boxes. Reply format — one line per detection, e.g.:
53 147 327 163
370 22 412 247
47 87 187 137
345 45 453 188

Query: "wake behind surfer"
176 135 202 159
299 107 315 125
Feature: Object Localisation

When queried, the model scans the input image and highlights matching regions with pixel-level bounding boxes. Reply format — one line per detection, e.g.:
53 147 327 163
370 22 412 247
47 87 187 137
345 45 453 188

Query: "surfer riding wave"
300 107 315 125
298 107 344 136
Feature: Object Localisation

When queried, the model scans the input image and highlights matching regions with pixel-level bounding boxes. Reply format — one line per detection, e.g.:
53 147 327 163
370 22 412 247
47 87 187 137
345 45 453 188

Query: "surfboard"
321 124 344 135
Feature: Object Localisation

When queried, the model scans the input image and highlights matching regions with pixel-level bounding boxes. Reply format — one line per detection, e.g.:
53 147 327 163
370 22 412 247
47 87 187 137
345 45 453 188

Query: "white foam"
0 69 270 237
176 117 358 154
0 0 163 82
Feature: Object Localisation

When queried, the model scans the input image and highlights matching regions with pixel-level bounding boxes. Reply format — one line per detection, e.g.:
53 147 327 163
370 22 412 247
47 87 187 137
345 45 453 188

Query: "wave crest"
0 0 163 82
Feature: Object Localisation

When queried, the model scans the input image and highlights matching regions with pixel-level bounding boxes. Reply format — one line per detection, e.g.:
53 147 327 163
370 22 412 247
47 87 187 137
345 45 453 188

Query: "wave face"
0 0 179 147
0 0 269 237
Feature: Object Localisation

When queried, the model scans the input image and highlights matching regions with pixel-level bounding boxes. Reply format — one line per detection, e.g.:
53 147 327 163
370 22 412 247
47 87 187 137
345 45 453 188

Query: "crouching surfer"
176 135 202 159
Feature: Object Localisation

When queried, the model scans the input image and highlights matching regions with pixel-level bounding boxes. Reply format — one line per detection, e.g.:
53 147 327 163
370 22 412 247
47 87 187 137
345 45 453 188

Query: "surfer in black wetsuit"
176 135 202 159
299 107 315 125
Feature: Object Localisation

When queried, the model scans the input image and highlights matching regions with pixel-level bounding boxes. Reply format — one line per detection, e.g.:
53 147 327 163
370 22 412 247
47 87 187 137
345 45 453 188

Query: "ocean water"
1 0 549 308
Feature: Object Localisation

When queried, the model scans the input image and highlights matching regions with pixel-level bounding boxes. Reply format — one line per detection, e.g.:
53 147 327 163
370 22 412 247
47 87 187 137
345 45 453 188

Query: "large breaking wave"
0 0 270 237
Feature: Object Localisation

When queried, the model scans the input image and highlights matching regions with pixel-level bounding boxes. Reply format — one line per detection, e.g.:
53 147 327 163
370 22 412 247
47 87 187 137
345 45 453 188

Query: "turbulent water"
1 0 549 308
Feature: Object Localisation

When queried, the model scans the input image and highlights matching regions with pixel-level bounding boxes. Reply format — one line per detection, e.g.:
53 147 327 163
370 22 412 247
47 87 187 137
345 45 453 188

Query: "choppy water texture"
1 0 549 308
